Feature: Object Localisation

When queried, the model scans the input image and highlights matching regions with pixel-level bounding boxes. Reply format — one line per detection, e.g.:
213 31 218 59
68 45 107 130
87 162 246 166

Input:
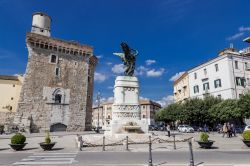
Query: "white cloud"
146 68 165 77
145 59 156 65
96 55 103 59
169 71 185 81
135 66 149 76
239 26 250 32
106 62 112 66
100 96 114 103
139 96 149 100
107 86 113 89
112 64 124 74
156 95 174 107
227 32 244 41
94 72 106 82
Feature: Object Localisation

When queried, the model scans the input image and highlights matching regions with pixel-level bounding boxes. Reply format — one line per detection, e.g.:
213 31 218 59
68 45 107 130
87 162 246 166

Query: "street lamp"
96 91 101 133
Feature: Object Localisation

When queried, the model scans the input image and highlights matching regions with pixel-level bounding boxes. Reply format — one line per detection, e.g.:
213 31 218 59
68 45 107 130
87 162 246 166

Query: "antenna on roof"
230 43 233 48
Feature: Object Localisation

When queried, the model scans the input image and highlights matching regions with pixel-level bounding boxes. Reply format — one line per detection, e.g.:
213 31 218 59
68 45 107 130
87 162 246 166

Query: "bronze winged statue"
113 42 138 76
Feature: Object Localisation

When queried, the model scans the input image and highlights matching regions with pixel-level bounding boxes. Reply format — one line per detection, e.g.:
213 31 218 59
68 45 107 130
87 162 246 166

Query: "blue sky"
0 0 250 105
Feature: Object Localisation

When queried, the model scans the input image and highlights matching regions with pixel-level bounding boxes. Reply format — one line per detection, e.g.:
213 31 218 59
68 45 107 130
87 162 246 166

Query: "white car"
244 125 250 131
178 125 194 133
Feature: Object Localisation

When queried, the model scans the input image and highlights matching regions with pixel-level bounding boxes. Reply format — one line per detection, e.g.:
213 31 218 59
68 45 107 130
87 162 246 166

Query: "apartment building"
188 47 250 99
173 72 189 102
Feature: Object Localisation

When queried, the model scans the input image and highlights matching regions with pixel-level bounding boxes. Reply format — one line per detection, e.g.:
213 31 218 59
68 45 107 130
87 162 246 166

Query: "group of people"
221 123 236 138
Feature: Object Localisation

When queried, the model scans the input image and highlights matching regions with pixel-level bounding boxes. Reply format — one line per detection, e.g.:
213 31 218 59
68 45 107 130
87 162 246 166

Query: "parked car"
178 125 194 133
244 125 250 131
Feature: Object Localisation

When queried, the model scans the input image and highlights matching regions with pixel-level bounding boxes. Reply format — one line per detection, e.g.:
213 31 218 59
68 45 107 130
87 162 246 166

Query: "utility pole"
96 91 101 133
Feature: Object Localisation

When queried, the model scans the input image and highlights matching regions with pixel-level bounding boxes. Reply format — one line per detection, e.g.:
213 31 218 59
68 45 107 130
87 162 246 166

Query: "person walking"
76 134 83 151
230 124 236 137
222 123 228 137
227 123 231 138
167 124 171 137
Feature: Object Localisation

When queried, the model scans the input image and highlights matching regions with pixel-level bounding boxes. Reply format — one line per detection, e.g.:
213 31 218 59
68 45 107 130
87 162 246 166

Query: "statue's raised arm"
113 42 138 76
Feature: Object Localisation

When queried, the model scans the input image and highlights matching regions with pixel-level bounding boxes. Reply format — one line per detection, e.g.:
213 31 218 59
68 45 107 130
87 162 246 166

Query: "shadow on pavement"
21 147 39 151
50 148 64 151
0 148 10 151
195 162 204 166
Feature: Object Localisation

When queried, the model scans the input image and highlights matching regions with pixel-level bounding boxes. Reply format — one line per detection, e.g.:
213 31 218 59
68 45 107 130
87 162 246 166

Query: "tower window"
55 67 60 76
55 94 62 103
50 54 57 63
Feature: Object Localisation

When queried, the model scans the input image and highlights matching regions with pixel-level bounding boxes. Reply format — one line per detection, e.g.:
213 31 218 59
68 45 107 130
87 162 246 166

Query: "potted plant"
39 131 56 151
242 130 250 147
9 133 27 151
196 132 214 148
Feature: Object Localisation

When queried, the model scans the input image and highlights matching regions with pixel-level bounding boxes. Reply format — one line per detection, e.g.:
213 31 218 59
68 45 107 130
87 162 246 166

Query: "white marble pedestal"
105 76 148 137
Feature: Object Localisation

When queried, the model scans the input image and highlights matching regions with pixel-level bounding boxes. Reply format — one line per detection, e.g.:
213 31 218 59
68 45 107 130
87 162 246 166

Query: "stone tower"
15 12 97 132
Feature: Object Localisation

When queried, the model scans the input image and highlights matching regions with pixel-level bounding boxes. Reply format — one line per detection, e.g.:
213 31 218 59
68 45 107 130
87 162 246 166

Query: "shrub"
11 133 26 144
45 131 51 144
200 132 209 142
242 130 250 140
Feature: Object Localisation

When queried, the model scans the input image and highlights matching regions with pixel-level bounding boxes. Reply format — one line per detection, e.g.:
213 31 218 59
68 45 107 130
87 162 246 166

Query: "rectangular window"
204 68 207 75
236 77 246 87
235 61 238 69
215 64 219 72
193 85 199 93
217 94 221 98
203 82 210 91
55 67 60 76
50 54 57 63
214 79 222 88
194 73 197 79
245 62 250 71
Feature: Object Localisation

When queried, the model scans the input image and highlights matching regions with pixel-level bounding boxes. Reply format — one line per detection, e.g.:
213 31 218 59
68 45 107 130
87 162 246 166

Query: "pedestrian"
222 123 228 137
230 124 236 137
227 123 231 138
167 124 171 137
76 134 83 151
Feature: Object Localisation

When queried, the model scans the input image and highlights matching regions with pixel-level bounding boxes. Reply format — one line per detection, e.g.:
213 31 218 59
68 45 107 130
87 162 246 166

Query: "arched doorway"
50 123 67 132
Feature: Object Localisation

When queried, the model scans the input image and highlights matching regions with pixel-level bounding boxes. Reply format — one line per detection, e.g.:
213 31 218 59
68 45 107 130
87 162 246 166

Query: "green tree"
209 99 241 122
155 103 183 123
201 95 222 124
238 93 250 119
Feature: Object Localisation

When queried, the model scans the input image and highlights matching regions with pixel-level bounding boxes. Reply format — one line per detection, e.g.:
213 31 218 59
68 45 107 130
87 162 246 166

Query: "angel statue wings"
113 42 139 76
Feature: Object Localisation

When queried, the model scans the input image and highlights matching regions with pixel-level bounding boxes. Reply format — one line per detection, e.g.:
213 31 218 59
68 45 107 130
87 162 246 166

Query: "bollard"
102 136 105 151
148 136 153 166
173 134 176 150
126 136 129 151
188 140 194 166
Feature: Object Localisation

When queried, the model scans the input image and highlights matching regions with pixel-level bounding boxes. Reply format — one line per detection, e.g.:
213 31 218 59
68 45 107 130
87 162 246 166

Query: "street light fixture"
96 91 101 133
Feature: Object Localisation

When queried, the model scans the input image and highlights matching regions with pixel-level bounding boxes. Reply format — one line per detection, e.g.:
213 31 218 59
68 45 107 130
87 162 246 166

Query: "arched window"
50 54 57 63
52 88 65 104
55 94 62 103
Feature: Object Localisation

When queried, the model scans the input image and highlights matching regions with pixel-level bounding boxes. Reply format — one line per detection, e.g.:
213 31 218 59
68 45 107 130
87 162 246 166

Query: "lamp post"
96 91 101 133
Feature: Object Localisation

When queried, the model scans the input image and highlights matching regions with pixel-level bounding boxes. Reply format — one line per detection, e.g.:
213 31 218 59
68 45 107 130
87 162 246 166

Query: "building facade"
173 72 189 102
0 75 23 113
92 100 161 129
14 12 97 132
188 48 250 100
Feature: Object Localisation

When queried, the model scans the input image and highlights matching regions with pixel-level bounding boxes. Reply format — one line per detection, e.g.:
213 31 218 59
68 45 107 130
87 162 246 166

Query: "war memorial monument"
105 42 149 137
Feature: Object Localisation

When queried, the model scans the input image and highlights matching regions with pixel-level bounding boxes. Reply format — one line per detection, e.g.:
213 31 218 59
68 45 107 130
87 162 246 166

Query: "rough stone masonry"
13 12 97 132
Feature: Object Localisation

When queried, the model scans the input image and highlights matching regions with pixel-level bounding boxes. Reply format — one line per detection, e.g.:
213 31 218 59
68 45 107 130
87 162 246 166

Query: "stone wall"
15 33 96 132
0 112 15 125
